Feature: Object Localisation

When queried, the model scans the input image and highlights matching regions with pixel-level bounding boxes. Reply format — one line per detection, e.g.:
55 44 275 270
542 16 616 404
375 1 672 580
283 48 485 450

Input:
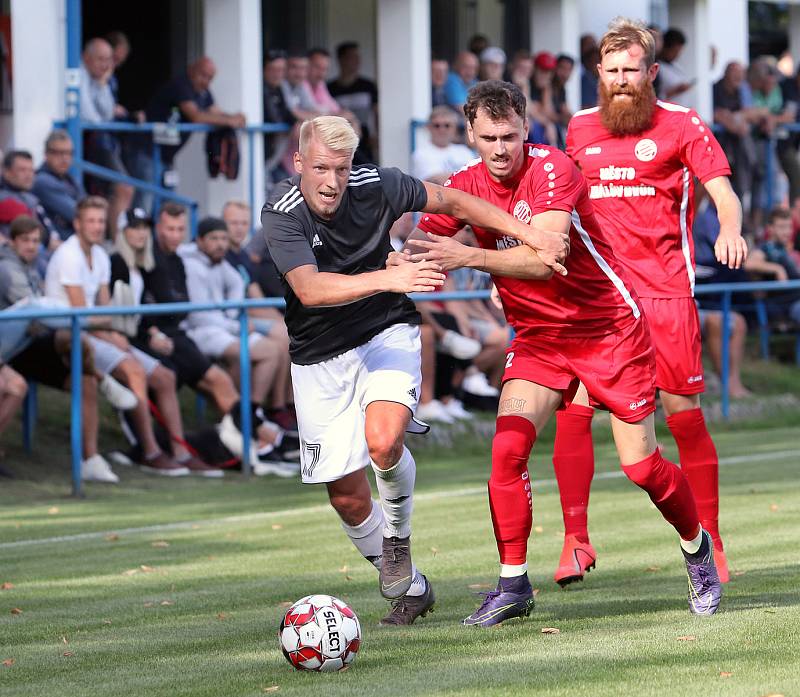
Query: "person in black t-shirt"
262 115 567 626
328 42 378 162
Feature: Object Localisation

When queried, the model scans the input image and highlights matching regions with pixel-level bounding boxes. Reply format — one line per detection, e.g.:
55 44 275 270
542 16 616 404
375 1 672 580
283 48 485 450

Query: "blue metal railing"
2 281 800 496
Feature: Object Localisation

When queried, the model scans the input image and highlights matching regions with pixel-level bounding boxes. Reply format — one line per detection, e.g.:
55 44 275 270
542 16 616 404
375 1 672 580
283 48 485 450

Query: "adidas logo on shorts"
407 387 417 399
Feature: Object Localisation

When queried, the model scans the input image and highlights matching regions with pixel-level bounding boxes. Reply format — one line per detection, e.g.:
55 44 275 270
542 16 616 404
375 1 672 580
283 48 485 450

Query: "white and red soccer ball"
279 594 361 672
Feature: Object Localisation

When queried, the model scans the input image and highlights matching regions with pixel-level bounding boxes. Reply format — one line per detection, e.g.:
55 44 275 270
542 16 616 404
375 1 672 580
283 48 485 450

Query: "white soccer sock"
680 527 704 555
340 499 384 571
406 567 426 597
500 562 528 578
371 446 416 539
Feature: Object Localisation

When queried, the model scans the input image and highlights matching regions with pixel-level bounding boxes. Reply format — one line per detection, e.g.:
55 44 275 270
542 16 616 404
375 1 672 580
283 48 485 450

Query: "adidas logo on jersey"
312 234 323 248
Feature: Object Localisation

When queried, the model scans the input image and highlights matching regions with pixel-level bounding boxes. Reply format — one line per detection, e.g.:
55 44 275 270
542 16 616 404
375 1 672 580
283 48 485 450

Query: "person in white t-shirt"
411 106 476 185
45 196 191 479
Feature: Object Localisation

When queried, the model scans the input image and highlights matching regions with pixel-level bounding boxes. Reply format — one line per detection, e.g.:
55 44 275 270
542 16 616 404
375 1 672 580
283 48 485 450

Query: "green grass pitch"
1 423 798 696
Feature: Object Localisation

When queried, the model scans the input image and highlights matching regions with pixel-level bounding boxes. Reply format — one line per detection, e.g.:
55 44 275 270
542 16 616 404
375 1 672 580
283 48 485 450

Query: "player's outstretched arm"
406 231 554 280
421 181 569 275
284 262 445 308
705 176 747 269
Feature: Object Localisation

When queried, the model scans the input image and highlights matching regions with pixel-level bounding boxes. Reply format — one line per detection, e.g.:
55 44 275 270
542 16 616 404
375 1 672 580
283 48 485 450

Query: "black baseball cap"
197 216 228 238
124 207 152 228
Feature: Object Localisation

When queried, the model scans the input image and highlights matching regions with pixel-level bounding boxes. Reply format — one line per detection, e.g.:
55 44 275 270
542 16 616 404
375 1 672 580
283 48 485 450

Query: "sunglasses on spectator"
430 122 455 129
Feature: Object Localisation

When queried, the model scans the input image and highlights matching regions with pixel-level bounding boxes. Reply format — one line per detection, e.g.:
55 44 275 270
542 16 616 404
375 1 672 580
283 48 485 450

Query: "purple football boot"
463 574 535 627
683 529 723 616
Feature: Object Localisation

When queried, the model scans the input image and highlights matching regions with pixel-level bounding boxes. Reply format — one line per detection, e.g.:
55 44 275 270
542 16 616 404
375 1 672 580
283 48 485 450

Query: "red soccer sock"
552 404 595 544
488 415 537 566
622 449 700 540
666 408 721 547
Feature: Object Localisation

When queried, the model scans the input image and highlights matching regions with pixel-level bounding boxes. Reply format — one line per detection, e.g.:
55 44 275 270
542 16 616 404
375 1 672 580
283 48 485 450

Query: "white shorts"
291 323 424 484
89 336 160 376
186 326 264 359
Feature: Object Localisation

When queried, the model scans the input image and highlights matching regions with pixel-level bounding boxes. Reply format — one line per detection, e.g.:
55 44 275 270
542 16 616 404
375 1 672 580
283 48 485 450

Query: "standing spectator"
328 42 378 161
263 49 293 185
445 51 479 115
580 45 600 109
46 197 190 477
280 53 324 176
411 106 475 185
80 38 133 238
552 54 575 124
713 62 759 206
0 216 115 482
105 30 131 109
780 66 800 205
306 48 341 114
529 52 560 145
468 34 489 58
431 58 449 108
179 217 287 414
479 47 506 82
0 151 58 250
138 57 246 207
0 363 25 478
32 130 86 242
656 28 693 101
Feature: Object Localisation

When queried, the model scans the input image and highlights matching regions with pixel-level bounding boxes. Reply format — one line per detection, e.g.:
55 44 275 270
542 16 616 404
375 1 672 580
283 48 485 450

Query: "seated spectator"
744 206 800 324
144 202 297 473
445 51 479 116
263 49 294 185
0 215 122 483
31 130 86 242
45 196 190 477
580 45 600 109
479 47 506 82
697 306 751 398
222 200 294 432
137 57 246 207
656 28 693 101
105 31 130 108
280 53 325 176
431 57 449 108
507 50 534 106
714 62 759 206
109 210 221 476
412 106 475 185
0 151 58 250
306 48 340 114
328 41 378 162
0 362 25 478
180 217 289 418
80 38 133 238
0 198 31 245
529 52 560 145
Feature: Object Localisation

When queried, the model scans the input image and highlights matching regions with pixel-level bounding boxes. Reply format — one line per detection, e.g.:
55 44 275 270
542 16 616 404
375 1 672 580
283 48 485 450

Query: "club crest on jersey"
513 200 532 224
634 138 658 162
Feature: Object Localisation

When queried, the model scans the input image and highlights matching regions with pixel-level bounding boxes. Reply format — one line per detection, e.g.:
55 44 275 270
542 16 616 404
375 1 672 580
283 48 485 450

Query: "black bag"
206 127 240 180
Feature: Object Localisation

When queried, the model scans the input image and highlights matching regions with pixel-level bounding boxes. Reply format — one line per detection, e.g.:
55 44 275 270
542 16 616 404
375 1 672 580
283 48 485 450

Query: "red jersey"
566 101 731 298
418 145 641 339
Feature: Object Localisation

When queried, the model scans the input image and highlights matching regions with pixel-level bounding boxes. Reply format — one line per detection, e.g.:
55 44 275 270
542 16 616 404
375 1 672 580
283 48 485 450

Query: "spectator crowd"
1 24 800 482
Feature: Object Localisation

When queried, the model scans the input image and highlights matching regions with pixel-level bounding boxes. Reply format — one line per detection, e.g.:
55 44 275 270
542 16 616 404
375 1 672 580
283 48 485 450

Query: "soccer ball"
279 594 361 672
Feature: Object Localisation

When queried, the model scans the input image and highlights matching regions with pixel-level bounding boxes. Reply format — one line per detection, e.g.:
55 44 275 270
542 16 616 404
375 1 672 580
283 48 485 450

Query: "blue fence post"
65 0 83 177
239 309 252 476
70 316 83 497
248 129 256 235
152 141 163 215
720 291 732 421
765 138 775 214
190 204 199 240
22 383 37 452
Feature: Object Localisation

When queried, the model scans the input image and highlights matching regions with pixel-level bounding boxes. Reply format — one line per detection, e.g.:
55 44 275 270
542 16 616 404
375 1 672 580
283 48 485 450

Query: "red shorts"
503 318 656 423
639 297 704 395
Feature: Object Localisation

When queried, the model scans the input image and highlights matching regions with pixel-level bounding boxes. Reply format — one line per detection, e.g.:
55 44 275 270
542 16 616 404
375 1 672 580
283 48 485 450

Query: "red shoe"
713 545 729 584
554 534 596 587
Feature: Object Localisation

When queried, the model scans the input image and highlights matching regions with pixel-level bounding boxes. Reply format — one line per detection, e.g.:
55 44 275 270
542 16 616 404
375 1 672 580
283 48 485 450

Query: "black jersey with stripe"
262 165 427 365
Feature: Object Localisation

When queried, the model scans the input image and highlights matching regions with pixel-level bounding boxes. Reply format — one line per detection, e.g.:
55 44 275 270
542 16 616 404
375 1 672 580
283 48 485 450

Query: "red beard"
598 79 656 136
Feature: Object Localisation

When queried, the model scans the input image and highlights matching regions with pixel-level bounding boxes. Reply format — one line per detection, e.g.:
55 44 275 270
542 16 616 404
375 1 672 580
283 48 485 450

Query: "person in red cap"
529 52 560 145
0 197 33 243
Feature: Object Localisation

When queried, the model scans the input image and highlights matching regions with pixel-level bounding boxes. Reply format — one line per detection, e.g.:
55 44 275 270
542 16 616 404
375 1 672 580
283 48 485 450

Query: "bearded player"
395 80 722 623
550 17 746 588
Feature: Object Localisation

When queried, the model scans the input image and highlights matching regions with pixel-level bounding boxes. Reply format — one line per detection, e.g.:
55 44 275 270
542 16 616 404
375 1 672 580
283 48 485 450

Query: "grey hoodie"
0 245 43 310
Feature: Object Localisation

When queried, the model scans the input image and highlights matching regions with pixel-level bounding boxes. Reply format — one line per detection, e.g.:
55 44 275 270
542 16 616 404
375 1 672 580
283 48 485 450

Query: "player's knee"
329 492 372 527
366 432 403 470
491 415 536 479
622 450 665 491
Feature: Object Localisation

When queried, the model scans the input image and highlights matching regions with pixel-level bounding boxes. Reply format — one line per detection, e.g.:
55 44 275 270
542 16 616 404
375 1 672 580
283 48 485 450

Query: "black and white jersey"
262 165 427 365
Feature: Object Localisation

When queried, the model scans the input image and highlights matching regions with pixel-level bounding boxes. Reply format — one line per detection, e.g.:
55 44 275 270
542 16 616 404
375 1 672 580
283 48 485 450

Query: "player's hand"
520 227 569 276
384 259 445 293
714 232 748 269
148 332 174 356
385 249 412 268
407 232 473 271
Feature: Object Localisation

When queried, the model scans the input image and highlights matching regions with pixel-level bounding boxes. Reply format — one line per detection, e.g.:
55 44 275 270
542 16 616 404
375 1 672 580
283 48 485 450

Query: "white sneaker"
218 413 260 463
99 374 138 411
443 398 473 420
462 371 500 397
81 454 120 483
437 330 481 360
252 460 299 477
415 399 455 424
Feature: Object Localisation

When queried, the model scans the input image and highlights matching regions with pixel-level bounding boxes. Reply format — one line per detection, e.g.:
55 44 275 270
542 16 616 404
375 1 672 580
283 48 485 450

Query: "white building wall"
707 0 748 81
530 0 580 111
326 0 378 80
576 0 652 41
10 0 64 160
